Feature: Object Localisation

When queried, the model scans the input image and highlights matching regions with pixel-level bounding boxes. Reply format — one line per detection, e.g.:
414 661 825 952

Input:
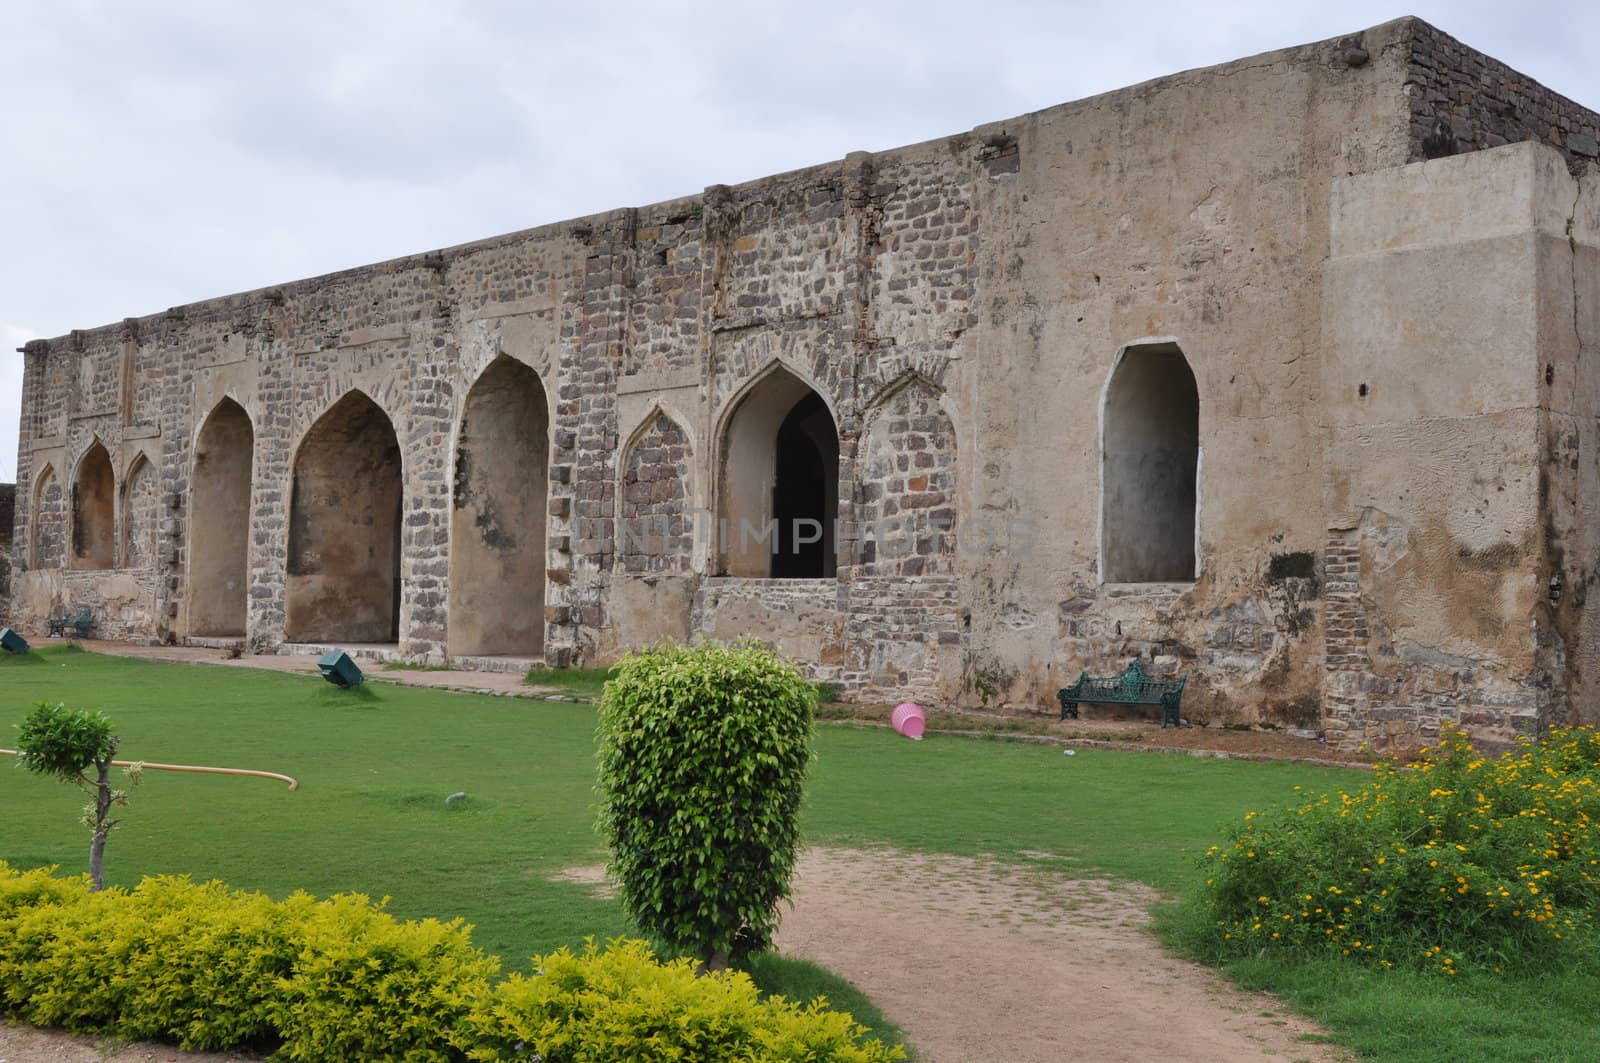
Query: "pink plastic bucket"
891 701 926 740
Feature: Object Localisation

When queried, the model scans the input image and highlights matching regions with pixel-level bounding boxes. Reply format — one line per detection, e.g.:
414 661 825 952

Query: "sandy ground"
0 1025 253 1063
777 847 1344 1063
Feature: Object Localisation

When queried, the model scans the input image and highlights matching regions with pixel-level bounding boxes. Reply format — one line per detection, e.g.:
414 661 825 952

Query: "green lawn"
523 664 613 699
7 645 1591 1060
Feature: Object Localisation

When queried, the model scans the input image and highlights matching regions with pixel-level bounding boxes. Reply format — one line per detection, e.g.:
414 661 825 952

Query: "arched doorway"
448 357 549 657
1100 342 1199 583
189 399 255 637
71 441 115 570
286 391 403 643
718 366 838 578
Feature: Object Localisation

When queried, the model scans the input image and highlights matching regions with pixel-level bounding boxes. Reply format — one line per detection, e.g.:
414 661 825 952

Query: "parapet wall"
1405 21 1600 170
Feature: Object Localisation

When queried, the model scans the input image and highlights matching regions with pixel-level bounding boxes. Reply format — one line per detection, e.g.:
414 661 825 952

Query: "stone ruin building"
12 17 1600 751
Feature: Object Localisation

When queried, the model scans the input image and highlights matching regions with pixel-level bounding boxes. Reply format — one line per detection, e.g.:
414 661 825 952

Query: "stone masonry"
13 18 1600 750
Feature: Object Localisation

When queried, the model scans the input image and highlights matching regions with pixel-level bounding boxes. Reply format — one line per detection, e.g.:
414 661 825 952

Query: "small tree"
14 701 140 891
597 640 816 972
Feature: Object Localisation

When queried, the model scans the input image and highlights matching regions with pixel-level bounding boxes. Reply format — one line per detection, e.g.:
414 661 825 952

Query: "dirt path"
776 847 1343 1063
0 847 1342 1063
0 1023 252 1063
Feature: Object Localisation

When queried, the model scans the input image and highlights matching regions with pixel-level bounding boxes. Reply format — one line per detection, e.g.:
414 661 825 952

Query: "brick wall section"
401 312 456 654
1320 530 1363 746
556 223 631 663
842 575 962 699
857 378 956 577
247 328 294 649
1323 526 1544 752
619 412 692 575
625 213 705 378
1404 20 1600 170
865 155 974 390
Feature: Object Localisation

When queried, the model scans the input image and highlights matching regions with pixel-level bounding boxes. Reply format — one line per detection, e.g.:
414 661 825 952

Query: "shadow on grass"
745 952 913 1059
314 683 382 707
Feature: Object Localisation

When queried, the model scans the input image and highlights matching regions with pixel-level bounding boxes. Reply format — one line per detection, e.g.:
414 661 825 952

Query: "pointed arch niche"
286 392 403 643
120 453 158 568
189 399 255 636
1100 341 1200 583
71 440 116 570
618 408 693 575
717 365 839 579
448 357 549 657
32 465 64 570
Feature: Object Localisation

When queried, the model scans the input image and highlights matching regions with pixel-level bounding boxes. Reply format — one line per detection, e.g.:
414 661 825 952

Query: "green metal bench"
48 608 94 639
1058 659 1185 728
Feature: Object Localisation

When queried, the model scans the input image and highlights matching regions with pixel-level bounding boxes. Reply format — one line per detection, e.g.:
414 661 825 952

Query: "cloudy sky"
3 1 1597 483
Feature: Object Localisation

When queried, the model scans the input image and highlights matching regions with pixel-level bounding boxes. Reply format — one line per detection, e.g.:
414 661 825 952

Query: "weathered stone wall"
1405 21 1600 171
12 17 1600 744
0 482 12 618
1542 154 1600 733
1320 142 1564 751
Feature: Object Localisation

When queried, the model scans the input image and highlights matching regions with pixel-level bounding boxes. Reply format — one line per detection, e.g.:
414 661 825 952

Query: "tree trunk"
88 758 111 891
697 950 730 976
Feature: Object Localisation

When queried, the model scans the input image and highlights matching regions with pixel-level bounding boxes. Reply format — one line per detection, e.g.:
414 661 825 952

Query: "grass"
1155 934 1600 1062
8 645 1588 1059
522 664 613 699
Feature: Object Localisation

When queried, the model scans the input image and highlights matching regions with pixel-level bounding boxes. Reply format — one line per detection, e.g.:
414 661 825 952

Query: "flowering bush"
1194 725 1600 974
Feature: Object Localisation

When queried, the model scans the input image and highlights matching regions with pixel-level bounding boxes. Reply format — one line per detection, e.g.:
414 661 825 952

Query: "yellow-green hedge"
0 865 903 1062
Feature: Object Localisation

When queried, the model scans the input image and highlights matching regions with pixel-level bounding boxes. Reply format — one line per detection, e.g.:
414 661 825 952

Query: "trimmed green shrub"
0 864 901 1060
456 938 903 1061
598 640 817 968
13 701 115 778
1190 725 1600 973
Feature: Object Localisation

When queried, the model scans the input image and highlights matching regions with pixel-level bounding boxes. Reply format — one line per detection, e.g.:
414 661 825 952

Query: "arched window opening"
286 392 403 644
448 358 549 658
1101 343 1199 583
189 399 254 636
33 466 64 570
71 441 116 570
120 454 158 569
718 367 839 579
772 393 837 578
